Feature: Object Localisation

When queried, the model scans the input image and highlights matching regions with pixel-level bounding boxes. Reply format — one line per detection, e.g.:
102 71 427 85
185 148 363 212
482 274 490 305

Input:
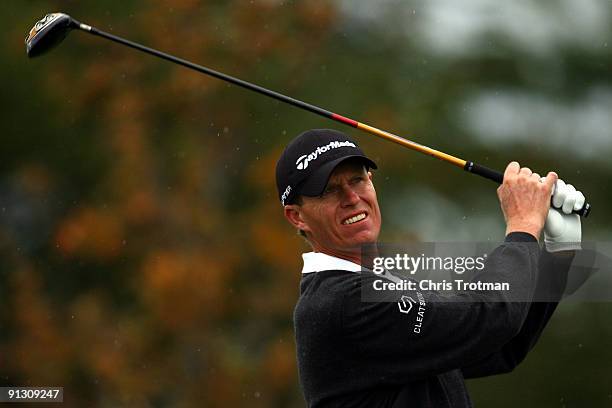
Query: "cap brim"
298 155 377 197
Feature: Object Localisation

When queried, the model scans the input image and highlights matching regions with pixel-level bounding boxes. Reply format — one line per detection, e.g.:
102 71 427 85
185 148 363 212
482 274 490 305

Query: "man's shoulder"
294 271 360 337
299 269 362 296
298 269 391 299
295 270 361 316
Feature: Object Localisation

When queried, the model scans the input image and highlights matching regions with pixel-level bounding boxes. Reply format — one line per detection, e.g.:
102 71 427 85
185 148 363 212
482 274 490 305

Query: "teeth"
343 213 366 225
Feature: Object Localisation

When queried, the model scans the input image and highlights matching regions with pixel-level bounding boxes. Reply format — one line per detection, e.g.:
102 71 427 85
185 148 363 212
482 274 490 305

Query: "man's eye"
322 186 338 197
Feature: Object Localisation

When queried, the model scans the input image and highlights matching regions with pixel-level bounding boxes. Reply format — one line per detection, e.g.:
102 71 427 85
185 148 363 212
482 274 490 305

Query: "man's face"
286 160 382 258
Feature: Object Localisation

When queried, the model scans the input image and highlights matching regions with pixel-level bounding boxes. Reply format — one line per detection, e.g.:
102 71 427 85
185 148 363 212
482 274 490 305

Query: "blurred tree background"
1 0 611 406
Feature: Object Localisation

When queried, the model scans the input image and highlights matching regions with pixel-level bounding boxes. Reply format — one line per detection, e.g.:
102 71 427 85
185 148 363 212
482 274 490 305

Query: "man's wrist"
505 225 541 242
504 231 539 243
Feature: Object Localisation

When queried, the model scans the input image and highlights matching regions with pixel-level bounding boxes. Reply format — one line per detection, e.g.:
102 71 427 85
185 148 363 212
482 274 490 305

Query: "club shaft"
76 23 590 218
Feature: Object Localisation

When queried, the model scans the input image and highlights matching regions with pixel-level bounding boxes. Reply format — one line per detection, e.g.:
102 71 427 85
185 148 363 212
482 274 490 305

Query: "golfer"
276 129 585 407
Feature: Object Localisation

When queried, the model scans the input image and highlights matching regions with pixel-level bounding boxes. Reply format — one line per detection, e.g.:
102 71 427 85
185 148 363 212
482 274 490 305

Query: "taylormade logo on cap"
295 140 357 170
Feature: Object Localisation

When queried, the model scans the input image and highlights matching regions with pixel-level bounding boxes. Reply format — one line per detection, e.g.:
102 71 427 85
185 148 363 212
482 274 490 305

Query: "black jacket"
293 232 575 407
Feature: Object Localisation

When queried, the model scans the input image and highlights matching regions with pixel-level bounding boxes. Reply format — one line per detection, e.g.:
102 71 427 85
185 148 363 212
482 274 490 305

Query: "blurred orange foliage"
55 207 124 259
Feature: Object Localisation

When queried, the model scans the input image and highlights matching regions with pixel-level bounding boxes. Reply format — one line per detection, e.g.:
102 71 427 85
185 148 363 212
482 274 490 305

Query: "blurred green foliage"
1 1 611 406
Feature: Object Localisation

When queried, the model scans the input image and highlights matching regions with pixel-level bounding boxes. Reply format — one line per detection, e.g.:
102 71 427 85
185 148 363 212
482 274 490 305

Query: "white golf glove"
543 179 585 252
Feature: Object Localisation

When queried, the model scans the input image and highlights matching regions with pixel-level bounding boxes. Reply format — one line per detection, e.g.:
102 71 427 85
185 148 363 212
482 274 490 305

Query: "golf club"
25 12 591 217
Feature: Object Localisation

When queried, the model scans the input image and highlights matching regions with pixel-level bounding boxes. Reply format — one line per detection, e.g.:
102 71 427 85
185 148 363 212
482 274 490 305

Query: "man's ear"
284 205 309 231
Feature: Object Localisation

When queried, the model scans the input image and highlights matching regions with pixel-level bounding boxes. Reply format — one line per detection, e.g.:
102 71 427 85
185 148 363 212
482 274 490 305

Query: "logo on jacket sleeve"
397 292 428 334
397 295 416 314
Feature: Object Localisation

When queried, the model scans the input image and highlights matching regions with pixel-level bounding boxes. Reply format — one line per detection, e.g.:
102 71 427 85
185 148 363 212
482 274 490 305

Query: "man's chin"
344 232 378 248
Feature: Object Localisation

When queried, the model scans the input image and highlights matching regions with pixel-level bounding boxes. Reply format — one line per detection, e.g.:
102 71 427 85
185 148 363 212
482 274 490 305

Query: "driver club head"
26 13 78 58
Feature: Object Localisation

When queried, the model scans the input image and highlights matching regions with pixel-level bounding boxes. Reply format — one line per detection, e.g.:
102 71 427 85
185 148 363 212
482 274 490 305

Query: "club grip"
464 161 503 184
464 161 591 218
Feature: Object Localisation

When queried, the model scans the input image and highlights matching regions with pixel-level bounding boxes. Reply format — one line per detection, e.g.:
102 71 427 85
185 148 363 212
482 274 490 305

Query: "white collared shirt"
301 252 362 274
301 251 402 283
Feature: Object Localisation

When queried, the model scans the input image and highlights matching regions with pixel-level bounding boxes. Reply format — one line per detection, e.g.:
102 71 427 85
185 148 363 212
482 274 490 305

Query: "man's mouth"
342 212 367 225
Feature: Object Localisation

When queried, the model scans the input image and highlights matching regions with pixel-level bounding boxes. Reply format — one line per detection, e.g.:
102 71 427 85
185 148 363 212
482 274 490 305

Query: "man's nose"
340 184 360 206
